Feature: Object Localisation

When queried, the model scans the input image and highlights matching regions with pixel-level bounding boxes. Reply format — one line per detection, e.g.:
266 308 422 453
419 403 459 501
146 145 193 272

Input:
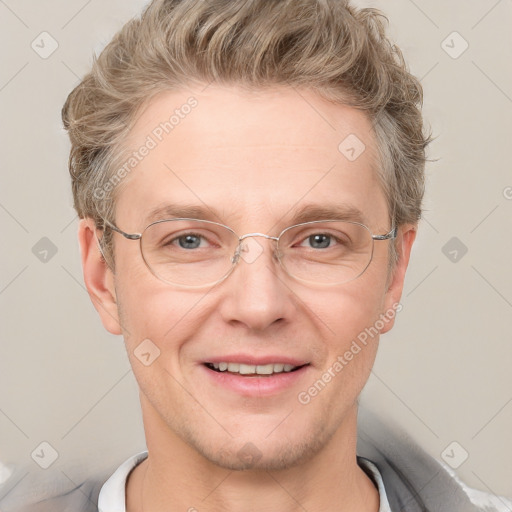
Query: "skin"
79 84 416 512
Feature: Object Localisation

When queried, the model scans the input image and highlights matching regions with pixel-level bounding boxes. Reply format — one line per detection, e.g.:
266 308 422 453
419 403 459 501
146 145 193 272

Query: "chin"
191 423 335 472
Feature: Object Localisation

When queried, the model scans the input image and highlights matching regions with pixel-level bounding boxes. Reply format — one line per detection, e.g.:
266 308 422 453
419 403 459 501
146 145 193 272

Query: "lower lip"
200 364 310 397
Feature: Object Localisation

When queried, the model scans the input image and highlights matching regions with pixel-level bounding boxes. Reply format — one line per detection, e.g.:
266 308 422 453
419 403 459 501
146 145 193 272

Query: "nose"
217 235 294 332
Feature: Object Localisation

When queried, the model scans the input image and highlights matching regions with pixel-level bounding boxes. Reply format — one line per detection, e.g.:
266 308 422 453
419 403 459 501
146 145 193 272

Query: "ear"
78 218 122 335
379 224 417 334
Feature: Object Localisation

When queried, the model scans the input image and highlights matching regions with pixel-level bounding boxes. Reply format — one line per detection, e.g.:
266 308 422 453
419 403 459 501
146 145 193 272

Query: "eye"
176 234 204 249
297 231 350 249
302 233 333 249
145 221 227 256
162 232 212 250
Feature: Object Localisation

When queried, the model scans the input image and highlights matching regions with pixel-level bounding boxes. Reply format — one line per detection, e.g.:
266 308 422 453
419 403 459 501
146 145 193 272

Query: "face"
81 84 414 471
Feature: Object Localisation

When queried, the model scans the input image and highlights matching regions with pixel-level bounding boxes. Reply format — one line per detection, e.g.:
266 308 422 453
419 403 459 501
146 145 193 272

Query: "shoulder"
357 405 512 512
0 465 109 512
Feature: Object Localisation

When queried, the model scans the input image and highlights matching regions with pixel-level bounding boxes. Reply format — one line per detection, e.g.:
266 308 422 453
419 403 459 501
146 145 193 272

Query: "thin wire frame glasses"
101 218 397 288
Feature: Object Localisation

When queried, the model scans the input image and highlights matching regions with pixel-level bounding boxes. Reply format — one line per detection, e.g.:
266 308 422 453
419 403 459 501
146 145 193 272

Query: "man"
56 0 510 511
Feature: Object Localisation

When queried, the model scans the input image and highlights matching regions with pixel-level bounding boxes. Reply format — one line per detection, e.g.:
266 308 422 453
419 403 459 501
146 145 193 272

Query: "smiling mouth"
204 362 309 376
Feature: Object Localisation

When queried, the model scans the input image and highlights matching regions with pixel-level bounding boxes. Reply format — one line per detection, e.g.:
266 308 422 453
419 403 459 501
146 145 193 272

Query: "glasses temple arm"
372 226 398 241
103 219 142 240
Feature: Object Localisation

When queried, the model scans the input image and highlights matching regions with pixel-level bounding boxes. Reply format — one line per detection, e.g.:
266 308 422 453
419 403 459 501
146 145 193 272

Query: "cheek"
114 267 208 354
295 288 382 416
298 279 386 389
115 283 210 401
307 278 387 342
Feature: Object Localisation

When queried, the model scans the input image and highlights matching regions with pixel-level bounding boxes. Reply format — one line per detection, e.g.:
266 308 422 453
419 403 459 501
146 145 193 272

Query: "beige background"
0 0 511 504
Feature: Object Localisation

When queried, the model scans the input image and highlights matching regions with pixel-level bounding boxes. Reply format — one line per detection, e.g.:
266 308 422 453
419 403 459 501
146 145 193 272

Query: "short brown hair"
62 0 431 265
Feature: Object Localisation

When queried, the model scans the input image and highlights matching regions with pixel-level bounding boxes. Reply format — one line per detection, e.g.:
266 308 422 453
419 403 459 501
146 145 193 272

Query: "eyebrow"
287 204 368 225
145 203 223 224
145 202 367 227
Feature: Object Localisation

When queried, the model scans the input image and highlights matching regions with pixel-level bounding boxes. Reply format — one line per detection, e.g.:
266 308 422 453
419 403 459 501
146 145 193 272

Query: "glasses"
103 218 397 288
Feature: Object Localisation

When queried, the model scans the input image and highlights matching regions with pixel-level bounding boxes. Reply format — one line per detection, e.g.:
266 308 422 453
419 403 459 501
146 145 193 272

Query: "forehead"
116 84 387 229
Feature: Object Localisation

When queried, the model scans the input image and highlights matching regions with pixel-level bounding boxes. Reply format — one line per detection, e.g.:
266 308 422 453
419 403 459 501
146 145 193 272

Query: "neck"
126 404 379 512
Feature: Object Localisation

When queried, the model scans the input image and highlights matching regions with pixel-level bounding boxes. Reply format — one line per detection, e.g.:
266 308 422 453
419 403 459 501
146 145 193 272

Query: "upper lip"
203 354 309 366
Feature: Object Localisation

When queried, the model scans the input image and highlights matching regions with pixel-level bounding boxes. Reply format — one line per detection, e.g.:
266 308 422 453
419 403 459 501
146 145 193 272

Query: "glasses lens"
141 219 238 286
278 221 373 285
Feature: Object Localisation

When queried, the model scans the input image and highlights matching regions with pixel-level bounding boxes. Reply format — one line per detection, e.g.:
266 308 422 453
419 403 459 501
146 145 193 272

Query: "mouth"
204 362 308 376
201 355 311 396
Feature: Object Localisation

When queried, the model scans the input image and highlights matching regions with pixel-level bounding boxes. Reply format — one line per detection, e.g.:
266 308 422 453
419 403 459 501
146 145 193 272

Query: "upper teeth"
210 362 298 374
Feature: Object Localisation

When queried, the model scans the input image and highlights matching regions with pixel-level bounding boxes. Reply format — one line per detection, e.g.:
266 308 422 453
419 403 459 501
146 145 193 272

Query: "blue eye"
307 234 332 249
177 234 202 249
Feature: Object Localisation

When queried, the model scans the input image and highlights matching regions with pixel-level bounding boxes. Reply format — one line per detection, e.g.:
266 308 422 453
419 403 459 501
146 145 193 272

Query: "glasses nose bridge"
237 232 279 254
231 232 280 266
238 232 279 243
